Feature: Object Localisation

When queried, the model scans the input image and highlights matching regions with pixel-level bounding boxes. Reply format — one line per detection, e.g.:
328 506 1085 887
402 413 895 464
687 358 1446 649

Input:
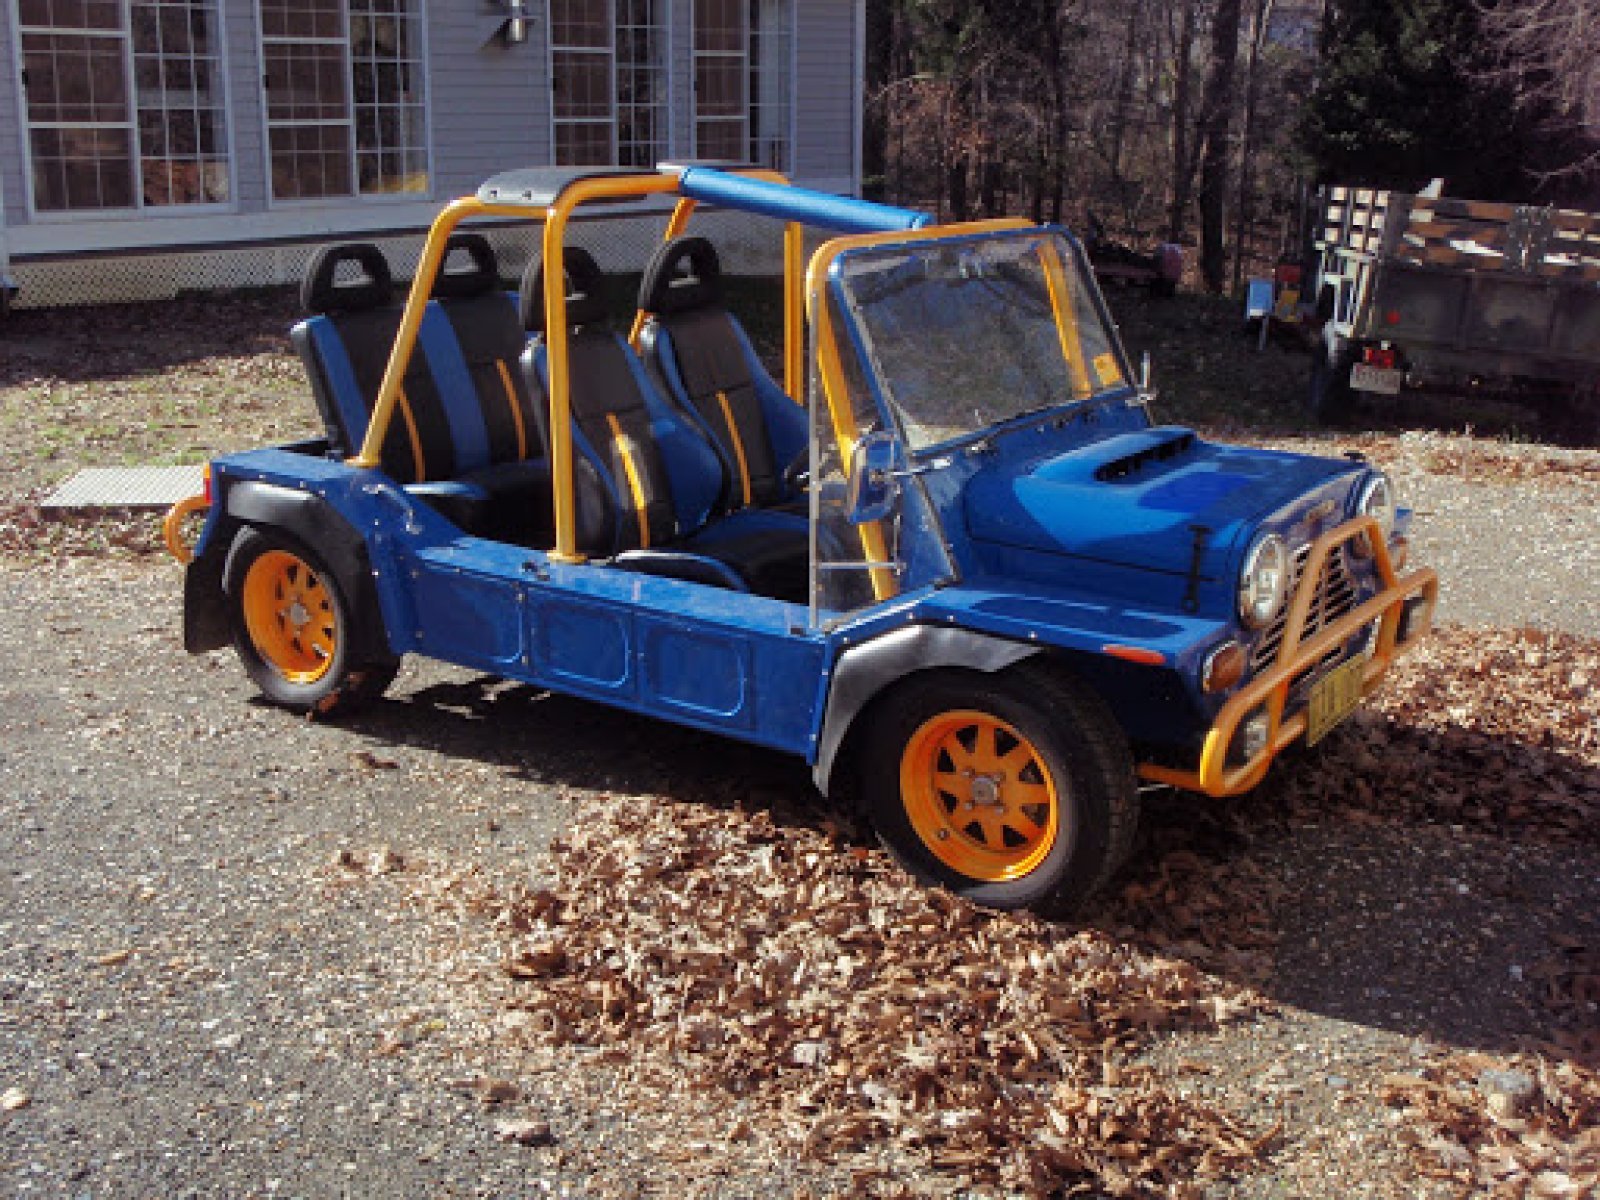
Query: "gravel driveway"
3 296 1597 1196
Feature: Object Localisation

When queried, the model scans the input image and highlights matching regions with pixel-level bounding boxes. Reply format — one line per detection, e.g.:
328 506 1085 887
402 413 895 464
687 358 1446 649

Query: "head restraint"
431 232 501 299
520 246 609 333
639 235 723 316
302 243 393 315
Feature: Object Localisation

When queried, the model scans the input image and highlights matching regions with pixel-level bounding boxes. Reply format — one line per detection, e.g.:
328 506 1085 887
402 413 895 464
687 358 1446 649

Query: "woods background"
860 0 1600 292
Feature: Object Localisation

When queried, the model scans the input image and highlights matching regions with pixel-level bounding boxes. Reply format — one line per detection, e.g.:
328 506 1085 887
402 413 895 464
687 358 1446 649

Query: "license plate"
1349 363 1402 395
1306 656 1366 745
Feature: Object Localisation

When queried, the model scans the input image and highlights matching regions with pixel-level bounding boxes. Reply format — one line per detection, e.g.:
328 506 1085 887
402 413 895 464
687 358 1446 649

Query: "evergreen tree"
1297 0 1537 199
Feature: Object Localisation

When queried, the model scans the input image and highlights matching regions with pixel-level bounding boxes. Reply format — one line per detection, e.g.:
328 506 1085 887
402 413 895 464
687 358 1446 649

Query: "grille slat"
1249 541 1360 674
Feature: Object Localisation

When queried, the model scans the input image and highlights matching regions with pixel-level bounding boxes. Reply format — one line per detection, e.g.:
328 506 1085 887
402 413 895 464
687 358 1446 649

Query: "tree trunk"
1198 0 1245 292
1168 0 1200 241
1231 0 1273 292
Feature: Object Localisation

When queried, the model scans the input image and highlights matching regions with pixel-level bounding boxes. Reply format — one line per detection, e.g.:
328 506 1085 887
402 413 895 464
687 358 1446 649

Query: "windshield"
832 230 1130 452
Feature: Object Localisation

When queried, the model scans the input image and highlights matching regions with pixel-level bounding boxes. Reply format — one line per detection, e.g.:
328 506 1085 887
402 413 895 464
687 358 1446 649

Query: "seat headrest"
640 236 723 316
520 247 609 333
432 232 500 299
302 243 393 314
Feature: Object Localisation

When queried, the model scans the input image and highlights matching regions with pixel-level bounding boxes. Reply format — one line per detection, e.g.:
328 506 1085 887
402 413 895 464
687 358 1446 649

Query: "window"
548 0 667 167
693 0 791 171
259 0 428 201
17 0 230 212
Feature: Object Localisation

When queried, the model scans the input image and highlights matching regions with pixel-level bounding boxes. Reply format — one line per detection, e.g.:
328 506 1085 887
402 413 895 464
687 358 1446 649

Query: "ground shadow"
0 288 302 384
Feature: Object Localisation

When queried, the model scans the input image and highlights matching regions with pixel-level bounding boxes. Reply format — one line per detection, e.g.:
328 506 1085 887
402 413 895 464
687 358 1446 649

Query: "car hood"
962 426 1360 580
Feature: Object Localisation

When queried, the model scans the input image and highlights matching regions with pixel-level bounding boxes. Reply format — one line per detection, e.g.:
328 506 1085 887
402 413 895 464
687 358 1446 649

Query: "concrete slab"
42 465 205 510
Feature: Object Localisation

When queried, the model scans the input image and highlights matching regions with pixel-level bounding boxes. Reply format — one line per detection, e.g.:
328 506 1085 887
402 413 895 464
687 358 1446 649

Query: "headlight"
1357 474 1396 540
1238 533 1289 628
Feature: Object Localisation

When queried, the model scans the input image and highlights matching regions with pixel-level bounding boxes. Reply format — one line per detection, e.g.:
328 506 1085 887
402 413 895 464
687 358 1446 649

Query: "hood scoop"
1093 428 1196 481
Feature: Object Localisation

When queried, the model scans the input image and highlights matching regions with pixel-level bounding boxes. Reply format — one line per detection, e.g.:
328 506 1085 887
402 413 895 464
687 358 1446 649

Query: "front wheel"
223 527 397 716
858 667 1138 915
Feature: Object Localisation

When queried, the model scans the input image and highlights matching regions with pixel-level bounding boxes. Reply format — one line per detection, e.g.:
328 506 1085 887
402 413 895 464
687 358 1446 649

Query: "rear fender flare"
813 625 1039 796
217 482 393 662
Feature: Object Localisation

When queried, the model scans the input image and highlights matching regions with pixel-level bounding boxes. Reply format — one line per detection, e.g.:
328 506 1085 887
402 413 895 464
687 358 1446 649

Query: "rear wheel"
223 527 396 715
858 667 1138 915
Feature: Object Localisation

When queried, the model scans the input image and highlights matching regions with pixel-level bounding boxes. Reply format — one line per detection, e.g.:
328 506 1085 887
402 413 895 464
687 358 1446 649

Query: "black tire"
1308 344 1353 424
857 665 1138 915
222 526 397 716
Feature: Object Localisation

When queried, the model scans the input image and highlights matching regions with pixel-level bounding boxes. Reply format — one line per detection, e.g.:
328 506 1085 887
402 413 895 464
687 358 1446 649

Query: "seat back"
292 238 545 486
422 233 544 470
293 243 444 483
637 236 806 511
520 247 722 556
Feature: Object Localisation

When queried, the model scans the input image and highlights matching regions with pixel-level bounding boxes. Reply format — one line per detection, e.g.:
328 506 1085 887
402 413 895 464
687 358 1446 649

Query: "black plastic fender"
813 625 1039 796
182 481 392 661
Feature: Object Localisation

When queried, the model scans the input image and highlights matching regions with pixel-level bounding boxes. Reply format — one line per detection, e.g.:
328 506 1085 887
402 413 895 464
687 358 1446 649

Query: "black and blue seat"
520 247 810 602
636 235 808 514
292 237 552 543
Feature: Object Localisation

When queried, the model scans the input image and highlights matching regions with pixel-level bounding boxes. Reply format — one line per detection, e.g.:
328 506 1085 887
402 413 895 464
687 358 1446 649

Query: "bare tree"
1479 0 1600 181
1197 0 1244 291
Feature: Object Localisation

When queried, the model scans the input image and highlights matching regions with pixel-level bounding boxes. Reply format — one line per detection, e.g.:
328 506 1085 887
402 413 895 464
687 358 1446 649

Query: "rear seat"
636 236 807 514
291 239 553 544
520 247 810 602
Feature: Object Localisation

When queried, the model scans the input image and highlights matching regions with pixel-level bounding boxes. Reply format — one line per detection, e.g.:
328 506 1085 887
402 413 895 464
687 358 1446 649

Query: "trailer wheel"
1308 344 1353 424
223 527 397 716
858 667 1138 915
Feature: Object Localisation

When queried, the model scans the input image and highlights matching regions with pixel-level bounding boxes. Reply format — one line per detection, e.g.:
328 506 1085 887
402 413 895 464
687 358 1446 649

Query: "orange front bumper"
1137 515 1439 797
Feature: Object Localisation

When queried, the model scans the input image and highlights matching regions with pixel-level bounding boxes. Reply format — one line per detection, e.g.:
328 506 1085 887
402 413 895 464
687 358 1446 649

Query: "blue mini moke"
167 165 1438 914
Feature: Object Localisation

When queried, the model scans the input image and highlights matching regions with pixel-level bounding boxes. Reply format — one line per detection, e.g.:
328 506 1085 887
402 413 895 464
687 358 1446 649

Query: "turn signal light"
1202 641 1246 693
202 463 213 506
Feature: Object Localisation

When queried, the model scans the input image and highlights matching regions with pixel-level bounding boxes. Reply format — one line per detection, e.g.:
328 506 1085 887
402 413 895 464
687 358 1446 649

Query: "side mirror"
844 431 900 525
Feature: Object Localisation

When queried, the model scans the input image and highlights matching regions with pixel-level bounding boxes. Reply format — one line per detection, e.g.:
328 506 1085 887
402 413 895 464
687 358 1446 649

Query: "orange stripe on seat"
396 386 427 480
605 412 651 549
495 359 529 460
717 389 753 508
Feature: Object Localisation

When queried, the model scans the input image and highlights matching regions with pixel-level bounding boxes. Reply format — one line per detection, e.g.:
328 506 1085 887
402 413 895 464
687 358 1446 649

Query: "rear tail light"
202 463 214 505
1363 346 1397 369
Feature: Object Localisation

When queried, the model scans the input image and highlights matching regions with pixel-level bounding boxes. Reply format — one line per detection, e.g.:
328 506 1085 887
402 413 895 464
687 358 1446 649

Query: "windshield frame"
824 227 1139 460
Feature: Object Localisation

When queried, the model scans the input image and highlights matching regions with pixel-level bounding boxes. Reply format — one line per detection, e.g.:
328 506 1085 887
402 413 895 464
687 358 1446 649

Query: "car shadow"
341 674 1598 1070
0 289 301 383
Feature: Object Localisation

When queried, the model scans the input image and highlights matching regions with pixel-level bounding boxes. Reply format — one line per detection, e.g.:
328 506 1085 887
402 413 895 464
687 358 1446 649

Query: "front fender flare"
813 625 1039 795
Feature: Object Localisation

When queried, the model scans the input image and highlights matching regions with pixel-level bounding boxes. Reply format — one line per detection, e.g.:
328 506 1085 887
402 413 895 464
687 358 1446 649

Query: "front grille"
1249 541 1360 674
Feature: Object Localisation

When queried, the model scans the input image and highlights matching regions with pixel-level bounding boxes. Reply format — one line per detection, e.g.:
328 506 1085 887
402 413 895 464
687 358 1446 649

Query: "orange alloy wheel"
240 549 338 685
898 710 1062 882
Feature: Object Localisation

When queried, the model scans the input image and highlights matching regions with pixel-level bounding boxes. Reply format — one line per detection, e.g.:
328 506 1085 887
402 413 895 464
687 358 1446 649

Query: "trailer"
1307 185 1600 437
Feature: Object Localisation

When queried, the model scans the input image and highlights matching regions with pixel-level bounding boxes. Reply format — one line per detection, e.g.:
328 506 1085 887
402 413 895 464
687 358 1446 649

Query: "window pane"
695 56 742 118
31 126 134 210
555 121 614 166
349 0 429 195
270 121 353 199
694 0 742 52
695 119 743 162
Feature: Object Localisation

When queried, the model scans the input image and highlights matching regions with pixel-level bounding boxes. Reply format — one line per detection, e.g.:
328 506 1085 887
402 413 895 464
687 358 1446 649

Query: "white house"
0 0 866 307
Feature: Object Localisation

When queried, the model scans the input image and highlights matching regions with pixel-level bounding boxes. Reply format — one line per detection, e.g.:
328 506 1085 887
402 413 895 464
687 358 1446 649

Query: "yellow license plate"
1306 656 1366 745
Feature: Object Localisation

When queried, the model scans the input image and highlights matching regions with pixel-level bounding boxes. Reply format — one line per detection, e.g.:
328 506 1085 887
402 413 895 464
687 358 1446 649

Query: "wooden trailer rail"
1318 187 1600 283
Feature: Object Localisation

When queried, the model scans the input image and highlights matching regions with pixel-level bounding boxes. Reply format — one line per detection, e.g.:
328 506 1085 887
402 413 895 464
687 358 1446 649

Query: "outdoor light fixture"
492 0 529 46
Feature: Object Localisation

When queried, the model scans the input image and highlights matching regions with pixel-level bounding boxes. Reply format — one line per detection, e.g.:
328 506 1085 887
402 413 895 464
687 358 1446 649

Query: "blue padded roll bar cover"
677 168 932 234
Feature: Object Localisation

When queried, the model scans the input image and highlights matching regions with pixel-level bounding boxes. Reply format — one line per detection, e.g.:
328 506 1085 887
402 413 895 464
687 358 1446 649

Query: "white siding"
424 1 549 196
0 0 861 284
794 0 857 192
0 10 26 221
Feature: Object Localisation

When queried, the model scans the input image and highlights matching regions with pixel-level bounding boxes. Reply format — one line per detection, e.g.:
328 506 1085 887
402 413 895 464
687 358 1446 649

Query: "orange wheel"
240 548 338 685
899 710 1061 882
223 527 397 715
860 668 1138 915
